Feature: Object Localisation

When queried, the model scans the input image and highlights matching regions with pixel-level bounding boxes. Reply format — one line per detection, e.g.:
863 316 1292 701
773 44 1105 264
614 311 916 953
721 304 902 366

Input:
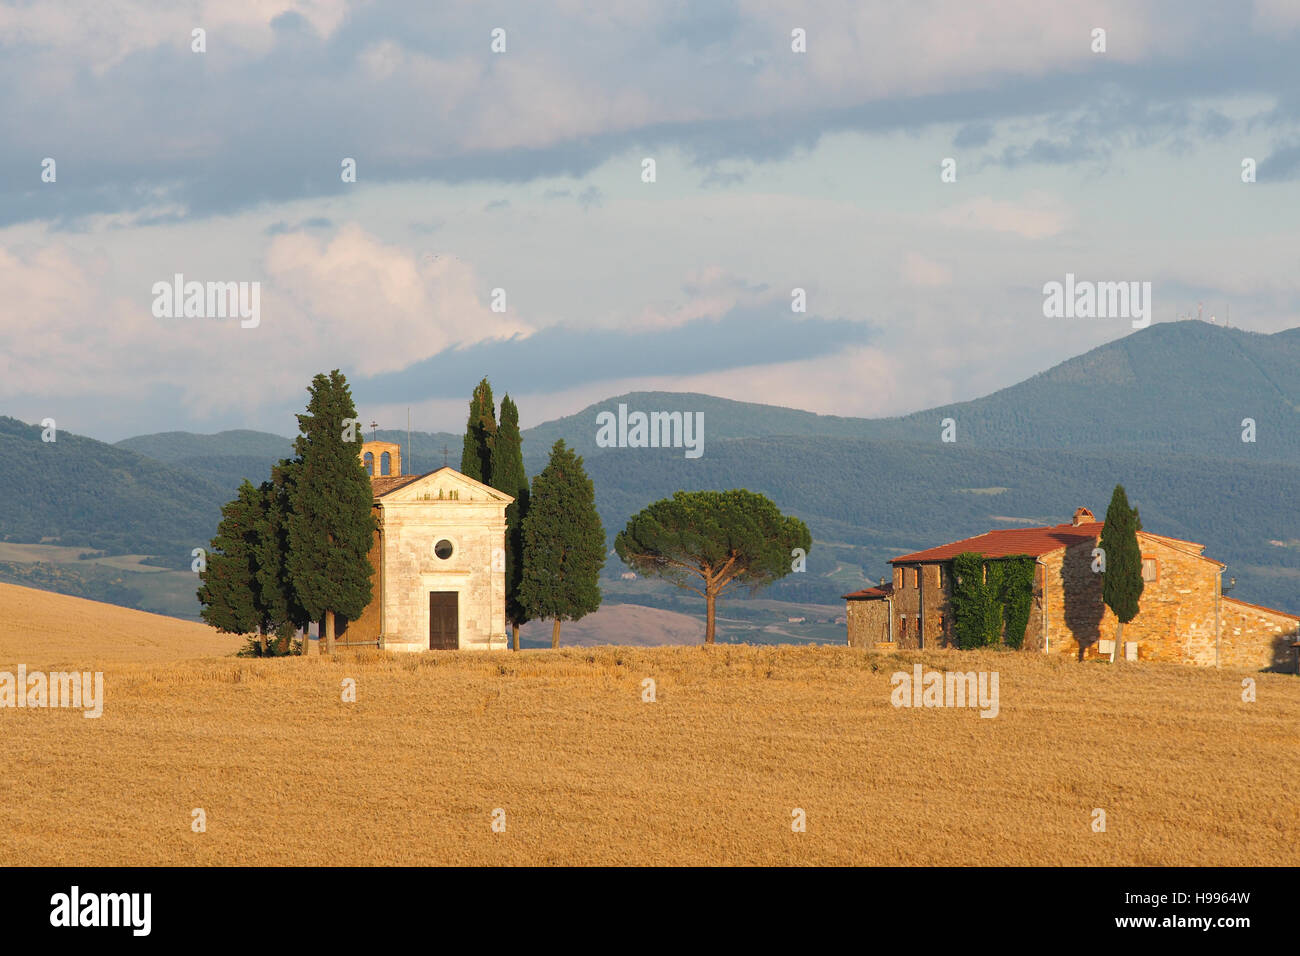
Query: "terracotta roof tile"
843 584 894 601
370 474 424 499
890 522 1105 563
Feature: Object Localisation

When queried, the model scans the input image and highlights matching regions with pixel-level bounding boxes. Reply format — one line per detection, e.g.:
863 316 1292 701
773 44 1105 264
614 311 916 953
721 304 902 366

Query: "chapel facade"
339 441 512 652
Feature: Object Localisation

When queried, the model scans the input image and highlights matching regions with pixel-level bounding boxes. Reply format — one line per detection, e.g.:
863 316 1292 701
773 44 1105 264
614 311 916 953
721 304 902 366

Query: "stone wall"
1220 598 1299 672
888 563 954 649
846 598 891 647
845 532 1296 669
344 472 509 653
1034 532 1298 668
379 496 507 652
360 440 403 478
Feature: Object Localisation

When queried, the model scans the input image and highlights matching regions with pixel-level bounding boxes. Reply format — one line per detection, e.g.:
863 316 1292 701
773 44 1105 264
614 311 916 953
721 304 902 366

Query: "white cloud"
937 192 1071 239
264 224 531 377
901 251 953 288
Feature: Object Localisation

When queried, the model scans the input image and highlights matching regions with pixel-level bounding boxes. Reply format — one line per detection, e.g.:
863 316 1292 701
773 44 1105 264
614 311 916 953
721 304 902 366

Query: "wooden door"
429 591 459 650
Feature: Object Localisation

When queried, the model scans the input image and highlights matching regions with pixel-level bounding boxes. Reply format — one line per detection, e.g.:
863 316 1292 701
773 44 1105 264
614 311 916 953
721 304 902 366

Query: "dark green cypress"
459 377 497 483
518 440 605 648
197 479 264 641
1100 484 1144 663
254 461 309 654
491 394 530 650
285 370 376 655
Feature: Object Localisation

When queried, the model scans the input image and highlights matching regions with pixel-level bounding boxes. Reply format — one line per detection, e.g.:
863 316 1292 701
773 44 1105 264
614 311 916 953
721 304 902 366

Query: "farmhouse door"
429 591 459 650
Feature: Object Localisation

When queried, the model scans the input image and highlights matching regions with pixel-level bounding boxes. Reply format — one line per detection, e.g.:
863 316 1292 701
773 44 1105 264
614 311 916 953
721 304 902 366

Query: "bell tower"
360 440 403 478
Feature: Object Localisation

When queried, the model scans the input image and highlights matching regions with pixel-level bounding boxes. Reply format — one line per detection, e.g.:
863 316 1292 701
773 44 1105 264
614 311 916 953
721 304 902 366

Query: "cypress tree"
286 370 377 656
518 440 605 648
491 394 530 651
460 377 497 483
254 461 308 654
1100 484 1144 663
197 480 263 642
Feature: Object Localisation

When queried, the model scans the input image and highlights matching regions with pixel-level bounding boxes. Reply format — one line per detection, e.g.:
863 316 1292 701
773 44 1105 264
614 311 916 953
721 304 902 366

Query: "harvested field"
2 587 1296 865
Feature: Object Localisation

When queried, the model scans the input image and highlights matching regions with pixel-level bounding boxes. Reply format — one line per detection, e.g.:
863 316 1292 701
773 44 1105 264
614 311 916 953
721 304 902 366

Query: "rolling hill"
3 320 1296 624
0 416 228 566
0 580 242 667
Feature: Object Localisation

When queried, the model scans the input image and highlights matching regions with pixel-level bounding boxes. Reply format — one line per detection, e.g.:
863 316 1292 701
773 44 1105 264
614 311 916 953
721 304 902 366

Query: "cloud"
1259 141 1300 180
265 216 334 235
953 123 993 148
3 0 1298 226
937 192 1071 239
264 223 530 377
355 303 875 404
901 252 953 288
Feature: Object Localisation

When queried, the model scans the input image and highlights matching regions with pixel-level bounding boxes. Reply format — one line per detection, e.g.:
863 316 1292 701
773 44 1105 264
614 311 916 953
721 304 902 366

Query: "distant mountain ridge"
115 321 1300 468
530 321 1300 462
3 320 1294 622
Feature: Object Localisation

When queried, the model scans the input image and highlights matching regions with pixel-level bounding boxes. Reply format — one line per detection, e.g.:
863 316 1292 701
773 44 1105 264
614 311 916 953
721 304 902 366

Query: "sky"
2 0 1299 441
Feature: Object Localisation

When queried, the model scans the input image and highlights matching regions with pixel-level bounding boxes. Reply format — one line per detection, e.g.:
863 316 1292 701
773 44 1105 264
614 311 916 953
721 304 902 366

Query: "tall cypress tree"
1100 484 1144 663
286 370 376 656
518 440 605 648
459 377 497 483
254 461 308 654
197 480 263 641
491 394 530 650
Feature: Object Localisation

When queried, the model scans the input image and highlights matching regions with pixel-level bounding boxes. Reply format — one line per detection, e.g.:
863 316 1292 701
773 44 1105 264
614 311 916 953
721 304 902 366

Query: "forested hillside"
7 320 1296 620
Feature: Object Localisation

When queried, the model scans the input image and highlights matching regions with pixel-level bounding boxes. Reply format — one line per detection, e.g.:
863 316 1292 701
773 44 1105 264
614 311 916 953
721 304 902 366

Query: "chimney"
1072 507 1095 527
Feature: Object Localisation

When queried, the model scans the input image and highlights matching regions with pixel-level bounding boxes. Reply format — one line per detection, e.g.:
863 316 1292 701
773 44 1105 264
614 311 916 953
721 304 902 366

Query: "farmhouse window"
1141 557 1158 582
911 567 920 589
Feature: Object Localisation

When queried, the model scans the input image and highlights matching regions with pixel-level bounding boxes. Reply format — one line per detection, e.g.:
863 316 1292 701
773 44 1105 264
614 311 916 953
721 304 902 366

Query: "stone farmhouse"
845 507 1299 670
336 440 512 652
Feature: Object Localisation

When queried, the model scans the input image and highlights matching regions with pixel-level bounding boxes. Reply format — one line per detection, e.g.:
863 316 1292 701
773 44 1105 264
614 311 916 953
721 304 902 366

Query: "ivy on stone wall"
1000 557 1036 649
950 552 1036 650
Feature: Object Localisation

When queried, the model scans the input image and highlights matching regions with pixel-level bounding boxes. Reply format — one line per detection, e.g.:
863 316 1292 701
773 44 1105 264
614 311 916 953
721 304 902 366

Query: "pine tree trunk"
512 623 520 652
705 590 716 644
306 622 318 656
1111 620 1124 664
325 611 335 657
551 619 562 649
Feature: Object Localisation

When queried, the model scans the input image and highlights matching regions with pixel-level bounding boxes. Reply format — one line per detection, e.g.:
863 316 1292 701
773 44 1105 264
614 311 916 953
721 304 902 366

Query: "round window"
434 539 454 560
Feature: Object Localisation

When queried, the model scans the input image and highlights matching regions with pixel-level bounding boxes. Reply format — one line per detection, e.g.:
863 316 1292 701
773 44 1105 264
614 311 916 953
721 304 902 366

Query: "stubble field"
3 580 1297 866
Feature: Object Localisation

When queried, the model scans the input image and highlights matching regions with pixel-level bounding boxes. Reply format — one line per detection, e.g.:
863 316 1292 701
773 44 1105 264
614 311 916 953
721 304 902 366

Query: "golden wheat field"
1 582 1297 866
